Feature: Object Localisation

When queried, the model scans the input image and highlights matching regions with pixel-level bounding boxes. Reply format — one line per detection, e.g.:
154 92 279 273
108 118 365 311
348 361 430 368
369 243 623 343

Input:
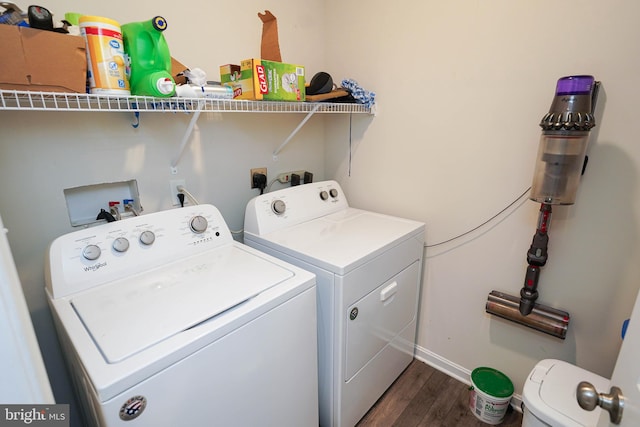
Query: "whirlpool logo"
1 405 69 426
83 262 107 272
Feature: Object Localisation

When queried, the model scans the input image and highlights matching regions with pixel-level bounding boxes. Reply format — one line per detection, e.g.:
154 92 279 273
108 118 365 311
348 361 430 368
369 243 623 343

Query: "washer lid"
524 359 609 427
260 208 424 274
70 245 294 363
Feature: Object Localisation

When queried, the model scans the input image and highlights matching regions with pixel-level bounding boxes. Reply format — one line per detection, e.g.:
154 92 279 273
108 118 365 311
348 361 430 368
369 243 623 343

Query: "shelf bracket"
131 111 140 128
272 104 320 159
170 102 205 170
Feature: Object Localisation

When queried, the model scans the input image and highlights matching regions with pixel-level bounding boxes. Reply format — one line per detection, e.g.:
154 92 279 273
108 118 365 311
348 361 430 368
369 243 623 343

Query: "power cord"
96 208 117 222
177 185 200 205
265 177 279 193
426 186 532 248
264 171 313 193
252 173 267 195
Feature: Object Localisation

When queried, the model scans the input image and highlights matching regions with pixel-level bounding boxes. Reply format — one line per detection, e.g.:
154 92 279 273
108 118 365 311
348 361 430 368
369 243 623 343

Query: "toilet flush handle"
576 381 624 425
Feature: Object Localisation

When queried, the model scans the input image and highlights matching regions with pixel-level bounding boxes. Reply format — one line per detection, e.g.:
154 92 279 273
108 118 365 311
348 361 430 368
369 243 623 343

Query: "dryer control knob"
329 188 338 198
190 215 208 234
112 237 130 253
139 230 156 246
82 244 101 261
271 199 286 215
320 191 329 200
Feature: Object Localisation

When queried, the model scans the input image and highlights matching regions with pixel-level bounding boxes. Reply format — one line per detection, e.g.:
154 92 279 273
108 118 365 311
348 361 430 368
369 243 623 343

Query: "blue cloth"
341 79 376 108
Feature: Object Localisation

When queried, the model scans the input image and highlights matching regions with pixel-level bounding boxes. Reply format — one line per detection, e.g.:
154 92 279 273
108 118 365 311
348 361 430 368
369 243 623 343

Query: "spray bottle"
121 16 175 97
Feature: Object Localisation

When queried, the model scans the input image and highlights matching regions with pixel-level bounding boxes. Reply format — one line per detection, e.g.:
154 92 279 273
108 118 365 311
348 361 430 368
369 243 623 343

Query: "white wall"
0 1 329 422
3 0 640 422
325 0 640 396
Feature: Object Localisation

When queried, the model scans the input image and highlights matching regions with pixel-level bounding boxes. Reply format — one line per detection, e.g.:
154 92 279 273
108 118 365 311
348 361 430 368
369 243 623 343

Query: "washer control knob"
320 191 329 201
139 230 156 246
112 237 130 253
329 188 339 198
82 244 101 261
271 200 286 215
190 215 208 234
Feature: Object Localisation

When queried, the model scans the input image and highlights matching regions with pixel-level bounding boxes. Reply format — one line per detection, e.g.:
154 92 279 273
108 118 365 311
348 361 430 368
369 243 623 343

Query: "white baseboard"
414 344 523 413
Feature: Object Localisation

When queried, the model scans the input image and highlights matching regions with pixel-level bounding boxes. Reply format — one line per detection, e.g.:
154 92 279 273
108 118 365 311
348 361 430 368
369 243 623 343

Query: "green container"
469 367 514 425
121 16 175 97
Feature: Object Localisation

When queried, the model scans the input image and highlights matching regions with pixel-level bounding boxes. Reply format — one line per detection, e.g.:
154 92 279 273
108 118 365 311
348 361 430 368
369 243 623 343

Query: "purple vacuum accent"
555 75 594 95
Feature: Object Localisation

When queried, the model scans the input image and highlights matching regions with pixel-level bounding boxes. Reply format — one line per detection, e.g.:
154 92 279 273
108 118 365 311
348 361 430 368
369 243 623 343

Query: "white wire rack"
0 89 371 114
1 89 374 169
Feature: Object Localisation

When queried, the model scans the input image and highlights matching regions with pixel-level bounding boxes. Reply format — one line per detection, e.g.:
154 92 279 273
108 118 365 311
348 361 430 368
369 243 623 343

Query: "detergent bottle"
121 16 175 97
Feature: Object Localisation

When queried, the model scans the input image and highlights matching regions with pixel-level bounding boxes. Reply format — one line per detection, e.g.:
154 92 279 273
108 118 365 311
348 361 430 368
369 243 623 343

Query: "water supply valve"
109 201 121 220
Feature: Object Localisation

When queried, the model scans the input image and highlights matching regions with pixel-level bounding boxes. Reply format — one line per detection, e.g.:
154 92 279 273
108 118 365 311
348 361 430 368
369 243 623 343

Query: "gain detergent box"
220 59 305 101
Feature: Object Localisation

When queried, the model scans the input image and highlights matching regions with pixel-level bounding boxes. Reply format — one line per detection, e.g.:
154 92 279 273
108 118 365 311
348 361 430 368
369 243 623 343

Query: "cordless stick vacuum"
486 75 600 339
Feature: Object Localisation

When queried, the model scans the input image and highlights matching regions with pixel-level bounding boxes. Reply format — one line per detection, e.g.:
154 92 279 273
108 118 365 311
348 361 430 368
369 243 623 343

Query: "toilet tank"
522 405 551 427
522 359 608 427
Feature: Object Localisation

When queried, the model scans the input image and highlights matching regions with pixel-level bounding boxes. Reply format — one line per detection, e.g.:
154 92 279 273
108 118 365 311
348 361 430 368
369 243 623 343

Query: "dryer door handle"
380 282 398 302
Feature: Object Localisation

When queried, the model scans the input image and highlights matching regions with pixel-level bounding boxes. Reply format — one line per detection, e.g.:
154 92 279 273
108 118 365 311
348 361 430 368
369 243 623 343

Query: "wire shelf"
0 89 371 114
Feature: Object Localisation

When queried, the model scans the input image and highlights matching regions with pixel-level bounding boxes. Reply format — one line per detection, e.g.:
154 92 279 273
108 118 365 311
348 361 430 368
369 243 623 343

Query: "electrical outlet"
170 179 186 206
251 168 267 189
303 171 313 184
277 170 306 183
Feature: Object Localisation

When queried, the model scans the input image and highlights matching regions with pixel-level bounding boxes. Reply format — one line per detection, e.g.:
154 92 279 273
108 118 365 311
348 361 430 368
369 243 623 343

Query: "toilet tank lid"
523 359 610 427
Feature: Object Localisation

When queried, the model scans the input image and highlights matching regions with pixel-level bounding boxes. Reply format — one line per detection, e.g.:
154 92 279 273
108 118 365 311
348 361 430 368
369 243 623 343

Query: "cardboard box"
0 25 87 93
171 57 189 85
220 64 241 96
220 59 305 101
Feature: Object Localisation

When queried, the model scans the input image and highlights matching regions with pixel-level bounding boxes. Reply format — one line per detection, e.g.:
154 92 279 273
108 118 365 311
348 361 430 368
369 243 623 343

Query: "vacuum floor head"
486 290 569 339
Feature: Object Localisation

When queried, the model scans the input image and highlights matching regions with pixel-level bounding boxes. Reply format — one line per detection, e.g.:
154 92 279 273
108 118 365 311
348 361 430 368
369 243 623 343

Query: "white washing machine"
244 180 425 427
45 204 318 427
522 359 609 427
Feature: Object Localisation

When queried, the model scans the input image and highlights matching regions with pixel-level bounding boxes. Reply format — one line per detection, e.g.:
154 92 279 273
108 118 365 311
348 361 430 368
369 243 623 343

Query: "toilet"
522 359 609 427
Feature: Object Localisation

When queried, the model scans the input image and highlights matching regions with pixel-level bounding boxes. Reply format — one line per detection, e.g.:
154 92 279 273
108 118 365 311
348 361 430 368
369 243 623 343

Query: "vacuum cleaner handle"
520 266 540 316
527 231 549 266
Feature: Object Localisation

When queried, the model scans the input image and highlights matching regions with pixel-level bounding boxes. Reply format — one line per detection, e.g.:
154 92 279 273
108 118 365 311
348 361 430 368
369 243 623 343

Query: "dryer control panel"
245 180 349 235
46 205 233 298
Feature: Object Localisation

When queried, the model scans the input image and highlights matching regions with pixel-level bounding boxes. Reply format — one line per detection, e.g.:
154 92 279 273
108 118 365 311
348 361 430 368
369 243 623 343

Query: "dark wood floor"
356 359 523 427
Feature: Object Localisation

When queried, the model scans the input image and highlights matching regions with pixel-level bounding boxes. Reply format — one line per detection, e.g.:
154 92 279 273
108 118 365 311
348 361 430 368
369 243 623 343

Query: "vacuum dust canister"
530 75 598 205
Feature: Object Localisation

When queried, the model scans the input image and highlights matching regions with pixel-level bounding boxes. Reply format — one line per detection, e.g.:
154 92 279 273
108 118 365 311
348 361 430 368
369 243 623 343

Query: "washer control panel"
320 188 339 200
244 180 349 235
46 204 233 298
271 199 287 215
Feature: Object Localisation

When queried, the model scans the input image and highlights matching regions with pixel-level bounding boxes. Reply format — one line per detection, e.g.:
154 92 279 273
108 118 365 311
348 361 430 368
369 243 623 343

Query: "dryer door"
344 261 420 381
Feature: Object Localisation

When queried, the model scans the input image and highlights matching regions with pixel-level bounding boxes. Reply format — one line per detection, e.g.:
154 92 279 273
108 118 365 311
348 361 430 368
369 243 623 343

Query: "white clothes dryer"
45 204 318 427
244 180 425 427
